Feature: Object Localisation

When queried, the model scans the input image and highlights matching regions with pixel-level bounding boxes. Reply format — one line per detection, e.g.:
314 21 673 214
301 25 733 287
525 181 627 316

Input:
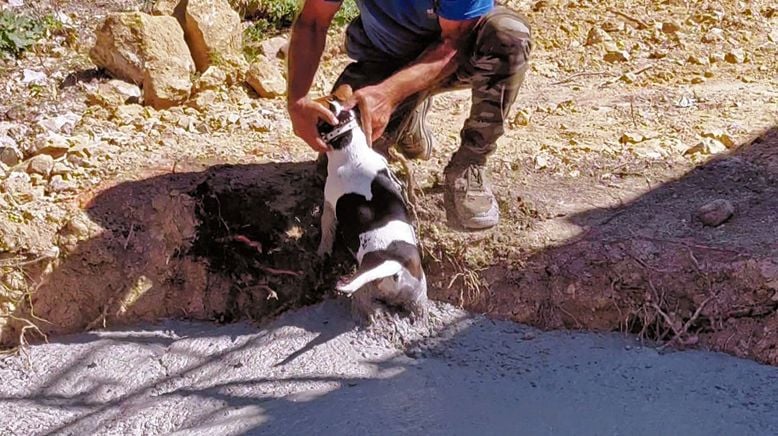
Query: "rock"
183 0 243 73
35 133 72 158
709 52 725 64
26 154 55 177
90 12 195 109
87 80 142 107
22 69 46 85
702 27 724 43
603 48 630 63
260 36 289 59
687 55 708 65
151 0 186 22
193 65 228 92
601 20 625 33
36 112 80 134
701 128 736 148
684 138 728 156
585 27 612 45
246 56 286 98
51 161 72 176
188 89 218 111
48 175 75 193
725 49 746 64
661 21 681 34
619 131 644 144
619 72 636 83
697 199 734 227
0 144 22 166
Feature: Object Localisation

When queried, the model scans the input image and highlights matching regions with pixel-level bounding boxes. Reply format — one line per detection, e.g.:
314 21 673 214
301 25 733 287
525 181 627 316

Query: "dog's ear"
332 84 353 102
335 260 403 294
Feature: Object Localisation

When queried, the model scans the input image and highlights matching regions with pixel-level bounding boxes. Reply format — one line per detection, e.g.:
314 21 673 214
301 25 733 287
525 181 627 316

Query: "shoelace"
466 165 484 191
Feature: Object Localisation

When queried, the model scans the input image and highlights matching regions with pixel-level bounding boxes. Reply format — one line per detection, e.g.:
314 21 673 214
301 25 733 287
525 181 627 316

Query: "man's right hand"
288 97 339 153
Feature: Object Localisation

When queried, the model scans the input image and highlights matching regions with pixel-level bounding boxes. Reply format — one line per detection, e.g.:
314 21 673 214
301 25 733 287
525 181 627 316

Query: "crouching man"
287 0 532 230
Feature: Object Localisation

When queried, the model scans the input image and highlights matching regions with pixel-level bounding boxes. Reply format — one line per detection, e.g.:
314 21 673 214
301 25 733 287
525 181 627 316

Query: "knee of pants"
475 10 533 72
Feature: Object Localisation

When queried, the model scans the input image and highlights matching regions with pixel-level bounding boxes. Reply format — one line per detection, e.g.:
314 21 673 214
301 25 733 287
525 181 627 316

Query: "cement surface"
1 300 777 435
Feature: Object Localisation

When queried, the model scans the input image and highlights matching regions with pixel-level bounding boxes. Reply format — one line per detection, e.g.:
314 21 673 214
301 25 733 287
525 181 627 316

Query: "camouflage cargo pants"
333 6 532 166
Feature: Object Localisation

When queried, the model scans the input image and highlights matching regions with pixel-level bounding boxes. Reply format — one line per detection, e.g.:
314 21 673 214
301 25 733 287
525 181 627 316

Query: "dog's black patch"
335 168 410 251
358 241 423 280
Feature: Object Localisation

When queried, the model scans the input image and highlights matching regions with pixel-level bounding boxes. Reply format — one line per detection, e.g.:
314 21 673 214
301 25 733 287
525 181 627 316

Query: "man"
287 0 532 229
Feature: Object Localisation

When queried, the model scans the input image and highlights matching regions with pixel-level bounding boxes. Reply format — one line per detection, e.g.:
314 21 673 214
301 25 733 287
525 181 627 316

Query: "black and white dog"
316 86 428 321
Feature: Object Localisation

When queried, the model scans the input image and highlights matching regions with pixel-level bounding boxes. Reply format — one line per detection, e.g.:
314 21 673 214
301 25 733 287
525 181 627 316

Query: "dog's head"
315 85 360 150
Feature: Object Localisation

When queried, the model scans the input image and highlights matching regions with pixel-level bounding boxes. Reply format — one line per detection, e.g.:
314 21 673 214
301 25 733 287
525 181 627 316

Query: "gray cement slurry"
1 299 777 435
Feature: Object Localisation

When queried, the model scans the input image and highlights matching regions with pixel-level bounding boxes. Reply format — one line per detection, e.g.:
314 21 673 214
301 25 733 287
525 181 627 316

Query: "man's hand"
344 84 399 146
288 97 339 153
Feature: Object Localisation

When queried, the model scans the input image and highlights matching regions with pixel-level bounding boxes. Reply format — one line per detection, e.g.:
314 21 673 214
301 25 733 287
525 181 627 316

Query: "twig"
123 223 134 250
258 265 301 277
608 8 650 29
550 71 613 85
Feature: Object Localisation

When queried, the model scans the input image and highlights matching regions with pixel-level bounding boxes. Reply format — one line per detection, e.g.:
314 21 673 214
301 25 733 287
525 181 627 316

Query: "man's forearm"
287 17 329 104
380 38 462 106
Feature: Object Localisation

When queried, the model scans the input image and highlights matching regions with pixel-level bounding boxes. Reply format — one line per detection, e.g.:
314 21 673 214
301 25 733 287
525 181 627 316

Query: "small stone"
86 80 142 108
0 144 22 166
193 65 228 92
601 20 625 33
188 89 218 111
687 55 708 65
36 112 80 134
22 69 46 85
691 76 706 84
603 43 630 62
512 109 531 126
704 70 715 78
697 199 735 227
48 175 75 193
246 56 287 98
619 72 637 83
26 154 55 177
701 128 735 148
619 131 644 144
725 49 746 64
702 27 724 43
260 35 289 59
51 161 72 176
585 27 612 45
661 21 681 34
35 133 72 158
709 52 725 64
684 138 728 156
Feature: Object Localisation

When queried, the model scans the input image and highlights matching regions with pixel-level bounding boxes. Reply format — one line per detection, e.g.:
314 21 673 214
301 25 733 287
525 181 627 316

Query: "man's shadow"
1 160 354 344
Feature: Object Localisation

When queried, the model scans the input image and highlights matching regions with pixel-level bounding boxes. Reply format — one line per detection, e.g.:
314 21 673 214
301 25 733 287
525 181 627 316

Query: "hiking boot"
444 162 499 230
396 97 434 161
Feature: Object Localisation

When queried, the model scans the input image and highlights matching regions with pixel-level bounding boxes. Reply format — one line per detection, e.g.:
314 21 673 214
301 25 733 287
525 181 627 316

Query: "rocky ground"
0 0 776 367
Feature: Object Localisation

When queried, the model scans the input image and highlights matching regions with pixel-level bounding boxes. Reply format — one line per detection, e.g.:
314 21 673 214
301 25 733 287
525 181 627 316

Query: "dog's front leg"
317 200 337 257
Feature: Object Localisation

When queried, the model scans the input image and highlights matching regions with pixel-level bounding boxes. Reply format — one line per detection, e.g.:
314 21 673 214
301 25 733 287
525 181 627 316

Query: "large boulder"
90 12 195 109
183 0 244 73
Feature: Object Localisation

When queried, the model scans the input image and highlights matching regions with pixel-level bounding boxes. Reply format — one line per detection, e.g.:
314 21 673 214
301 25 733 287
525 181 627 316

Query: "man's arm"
287 0 341 152
345 18 477 144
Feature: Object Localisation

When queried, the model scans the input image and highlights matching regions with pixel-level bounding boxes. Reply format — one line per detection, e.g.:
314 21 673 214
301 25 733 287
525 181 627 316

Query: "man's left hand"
344 84 398 146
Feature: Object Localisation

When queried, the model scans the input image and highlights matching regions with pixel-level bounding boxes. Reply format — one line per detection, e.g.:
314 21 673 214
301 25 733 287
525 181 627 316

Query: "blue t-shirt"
353 0 493 61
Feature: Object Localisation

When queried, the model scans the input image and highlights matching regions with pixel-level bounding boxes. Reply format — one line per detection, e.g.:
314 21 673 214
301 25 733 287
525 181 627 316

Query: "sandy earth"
1 299 777 436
